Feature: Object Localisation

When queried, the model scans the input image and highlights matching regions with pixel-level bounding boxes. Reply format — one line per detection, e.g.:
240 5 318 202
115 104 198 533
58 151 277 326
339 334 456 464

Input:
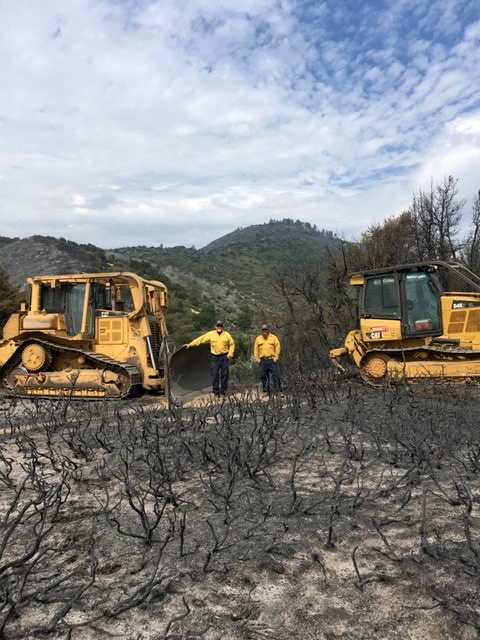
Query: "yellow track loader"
330 261 480 385
0 272 172 398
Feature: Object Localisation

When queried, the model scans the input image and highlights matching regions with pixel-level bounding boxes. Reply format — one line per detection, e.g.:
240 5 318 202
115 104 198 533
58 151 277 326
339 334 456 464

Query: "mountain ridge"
0 220 341 348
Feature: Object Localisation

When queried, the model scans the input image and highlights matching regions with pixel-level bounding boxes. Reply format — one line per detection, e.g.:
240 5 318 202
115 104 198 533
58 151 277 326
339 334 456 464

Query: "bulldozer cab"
36 280 134 338
358 266 443 342
330 261 480 383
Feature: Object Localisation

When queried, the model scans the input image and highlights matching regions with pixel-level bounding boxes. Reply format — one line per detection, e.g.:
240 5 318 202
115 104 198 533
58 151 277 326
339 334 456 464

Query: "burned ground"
0 379 479 639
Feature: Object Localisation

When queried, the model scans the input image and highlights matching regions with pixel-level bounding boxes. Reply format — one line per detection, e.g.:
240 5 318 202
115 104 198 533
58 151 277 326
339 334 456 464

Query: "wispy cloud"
0 0 479 247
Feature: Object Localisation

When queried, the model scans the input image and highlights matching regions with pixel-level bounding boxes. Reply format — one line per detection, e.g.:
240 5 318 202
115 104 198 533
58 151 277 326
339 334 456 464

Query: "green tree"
193 302 217 331
237 305 254 332
0 268 23 332
358 212 416 268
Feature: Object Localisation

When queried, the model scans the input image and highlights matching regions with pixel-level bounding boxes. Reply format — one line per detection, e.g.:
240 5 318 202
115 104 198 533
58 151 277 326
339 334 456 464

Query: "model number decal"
452 300 480 309
371 326 389 332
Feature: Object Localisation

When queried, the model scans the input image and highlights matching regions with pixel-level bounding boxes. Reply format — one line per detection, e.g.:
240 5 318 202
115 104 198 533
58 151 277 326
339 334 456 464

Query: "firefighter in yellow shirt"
253 324 282 395
186 320 235 396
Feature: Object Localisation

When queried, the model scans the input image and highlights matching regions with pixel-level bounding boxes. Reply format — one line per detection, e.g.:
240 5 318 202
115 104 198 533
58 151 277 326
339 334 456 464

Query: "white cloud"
448 116 480 135
414 114 480 207
0 0 479 247
69 194 88 206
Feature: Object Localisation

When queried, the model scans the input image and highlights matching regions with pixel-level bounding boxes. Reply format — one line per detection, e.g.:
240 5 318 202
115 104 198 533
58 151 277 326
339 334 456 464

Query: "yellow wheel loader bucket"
169 343 212 401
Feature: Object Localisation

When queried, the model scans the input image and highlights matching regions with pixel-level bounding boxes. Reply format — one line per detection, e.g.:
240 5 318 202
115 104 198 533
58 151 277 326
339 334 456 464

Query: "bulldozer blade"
169 343 212 401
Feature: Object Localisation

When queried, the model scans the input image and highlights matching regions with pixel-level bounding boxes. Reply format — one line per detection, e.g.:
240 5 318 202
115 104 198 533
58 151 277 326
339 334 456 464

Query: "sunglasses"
216 324 223 327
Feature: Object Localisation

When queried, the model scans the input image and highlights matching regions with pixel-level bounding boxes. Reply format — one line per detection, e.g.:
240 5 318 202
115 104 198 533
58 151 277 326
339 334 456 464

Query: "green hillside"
110 220 340 351
201 219 336 253
113 219 339 300
0 220 341 357
0 236 16 249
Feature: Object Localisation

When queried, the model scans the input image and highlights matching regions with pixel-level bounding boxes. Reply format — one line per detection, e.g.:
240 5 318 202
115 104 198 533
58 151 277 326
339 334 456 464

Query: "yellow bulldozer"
330 261 480 385
0 270 212 400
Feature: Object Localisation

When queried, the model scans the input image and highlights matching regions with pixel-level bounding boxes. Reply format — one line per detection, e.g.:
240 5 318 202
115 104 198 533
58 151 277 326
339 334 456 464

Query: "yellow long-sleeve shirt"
188 330 235 357
253 333 281 363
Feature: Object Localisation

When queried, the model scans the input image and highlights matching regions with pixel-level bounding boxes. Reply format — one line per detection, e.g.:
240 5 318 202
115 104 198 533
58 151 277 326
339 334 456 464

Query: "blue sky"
1 0 479 248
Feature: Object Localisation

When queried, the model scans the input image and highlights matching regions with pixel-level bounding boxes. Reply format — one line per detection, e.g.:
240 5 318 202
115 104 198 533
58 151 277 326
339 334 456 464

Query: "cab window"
404 273 441 333
364 277 399 318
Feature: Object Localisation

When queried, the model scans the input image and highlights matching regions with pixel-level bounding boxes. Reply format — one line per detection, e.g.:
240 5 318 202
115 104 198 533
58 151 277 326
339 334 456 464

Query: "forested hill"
0 220 342 350
0 236 109 287
113 220 340 293
201 219 337 254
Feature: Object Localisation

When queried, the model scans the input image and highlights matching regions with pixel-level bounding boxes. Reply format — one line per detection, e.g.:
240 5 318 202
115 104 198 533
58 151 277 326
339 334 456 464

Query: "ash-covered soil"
0 380 479 639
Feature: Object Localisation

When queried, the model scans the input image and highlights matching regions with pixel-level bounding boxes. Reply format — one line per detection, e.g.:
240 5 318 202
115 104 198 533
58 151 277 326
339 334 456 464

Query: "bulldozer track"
0 338 143 399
